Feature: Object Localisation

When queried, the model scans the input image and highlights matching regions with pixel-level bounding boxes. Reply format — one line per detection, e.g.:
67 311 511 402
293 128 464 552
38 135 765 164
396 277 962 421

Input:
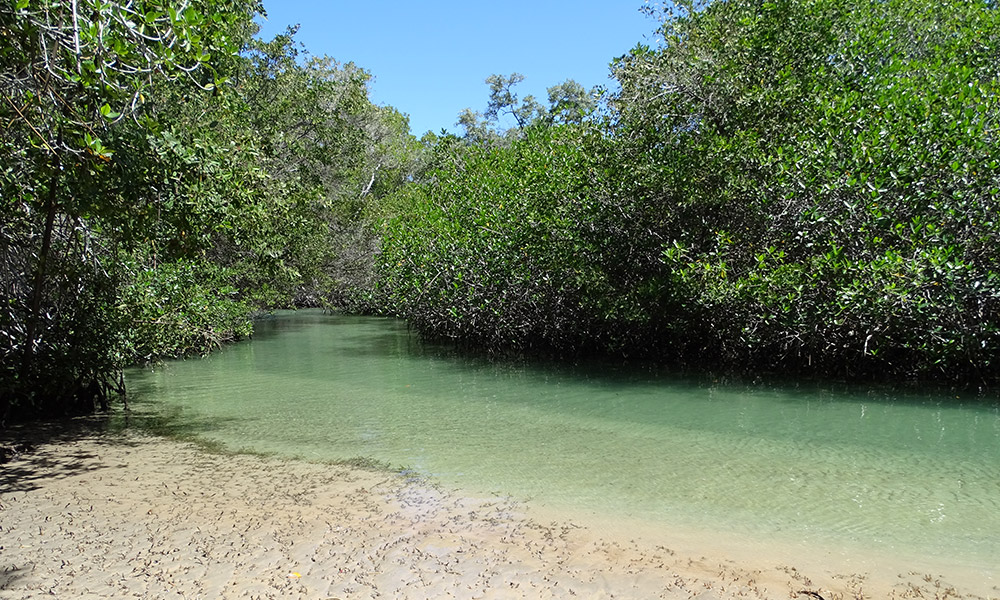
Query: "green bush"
374 0 1000 383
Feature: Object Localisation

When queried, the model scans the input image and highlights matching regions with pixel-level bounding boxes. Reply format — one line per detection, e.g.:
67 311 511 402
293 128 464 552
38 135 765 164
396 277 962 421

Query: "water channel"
125 310 1000 585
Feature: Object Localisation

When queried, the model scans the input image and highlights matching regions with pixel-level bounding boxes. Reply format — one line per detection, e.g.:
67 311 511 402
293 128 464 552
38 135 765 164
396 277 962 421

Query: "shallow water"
126 310 1000 577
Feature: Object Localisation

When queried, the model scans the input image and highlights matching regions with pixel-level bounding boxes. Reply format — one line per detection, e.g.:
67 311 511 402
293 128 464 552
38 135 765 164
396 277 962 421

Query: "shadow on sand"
0 415 131 494
0 408 241 494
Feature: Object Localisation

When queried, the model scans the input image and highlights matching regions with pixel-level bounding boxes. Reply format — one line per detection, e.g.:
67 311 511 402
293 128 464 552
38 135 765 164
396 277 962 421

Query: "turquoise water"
126 310 1000 573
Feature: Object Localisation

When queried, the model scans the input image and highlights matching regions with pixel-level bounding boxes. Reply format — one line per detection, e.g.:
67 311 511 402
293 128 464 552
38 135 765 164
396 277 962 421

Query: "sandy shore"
0 423 994 600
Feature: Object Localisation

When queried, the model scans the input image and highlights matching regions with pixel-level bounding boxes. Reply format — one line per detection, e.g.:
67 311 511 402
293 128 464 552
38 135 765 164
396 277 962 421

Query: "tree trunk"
19 155 61 384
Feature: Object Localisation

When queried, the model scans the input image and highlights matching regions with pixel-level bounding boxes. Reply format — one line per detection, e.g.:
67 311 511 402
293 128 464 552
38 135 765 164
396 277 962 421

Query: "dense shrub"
374 0 1000 383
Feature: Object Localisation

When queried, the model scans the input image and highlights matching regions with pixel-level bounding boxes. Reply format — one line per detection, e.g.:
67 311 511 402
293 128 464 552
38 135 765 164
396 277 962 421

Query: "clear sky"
255 1 659 137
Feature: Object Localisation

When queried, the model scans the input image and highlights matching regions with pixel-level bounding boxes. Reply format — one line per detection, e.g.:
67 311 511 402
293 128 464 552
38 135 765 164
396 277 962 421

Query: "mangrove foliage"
374 0 1000 383
1 0 416 423
2 0 999 425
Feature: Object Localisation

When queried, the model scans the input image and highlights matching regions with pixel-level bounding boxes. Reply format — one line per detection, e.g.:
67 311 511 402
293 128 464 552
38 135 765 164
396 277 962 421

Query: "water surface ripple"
126 311 1000 572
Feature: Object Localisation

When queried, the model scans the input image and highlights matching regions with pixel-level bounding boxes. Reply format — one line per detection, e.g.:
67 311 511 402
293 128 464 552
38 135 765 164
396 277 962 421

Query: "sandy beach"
1 422 995 600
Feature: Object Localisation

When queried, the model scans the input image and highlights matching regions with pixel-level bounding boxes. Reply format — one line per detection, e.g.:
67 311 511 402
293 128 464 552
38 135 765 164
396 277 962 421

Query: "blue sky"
255 1 658 137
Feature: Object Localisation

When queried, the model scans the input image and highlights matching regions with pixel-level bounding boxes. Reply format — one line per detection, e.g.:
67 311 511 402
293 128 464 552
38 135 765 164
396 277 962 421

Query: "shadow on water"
286 311 1000 410
251 310 1000 416
499 355 998 420
117 399 401 472
254 311 420 358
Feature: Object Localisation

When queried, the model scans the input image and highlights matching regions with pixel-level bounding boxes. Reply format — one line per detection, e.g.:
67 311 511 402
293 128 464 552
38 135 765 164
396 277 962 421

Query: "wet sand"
1 427 995 599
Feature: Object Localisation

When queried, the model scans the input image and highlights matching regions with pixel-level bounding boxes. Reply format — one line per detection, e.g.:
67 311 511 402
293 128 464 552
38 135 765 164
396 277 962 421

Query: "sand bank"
0 425 994 599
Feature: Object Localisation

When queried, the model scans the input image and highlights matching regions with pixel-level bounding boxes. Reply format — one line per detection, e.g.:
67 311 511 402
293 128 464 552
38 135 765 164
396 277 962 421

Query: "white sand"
0 427 995 599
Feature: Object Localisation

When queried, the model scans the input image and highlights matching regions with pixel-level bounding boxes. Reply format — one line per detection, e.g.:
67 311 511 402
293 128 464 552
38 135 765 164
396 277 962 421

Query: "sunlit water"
125 310 1000 578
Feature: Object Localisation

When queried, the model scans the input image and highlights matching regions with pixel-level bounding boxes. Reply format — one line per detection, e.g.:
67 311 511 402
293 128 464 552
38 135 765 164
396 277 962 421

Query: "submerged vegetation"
2 0 998 424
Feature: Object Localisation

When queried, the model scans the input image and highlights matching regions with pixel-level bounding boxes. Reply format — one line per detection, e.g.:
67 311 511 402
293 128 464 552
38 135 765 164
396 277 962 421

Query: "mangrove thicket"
3 0 999 425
